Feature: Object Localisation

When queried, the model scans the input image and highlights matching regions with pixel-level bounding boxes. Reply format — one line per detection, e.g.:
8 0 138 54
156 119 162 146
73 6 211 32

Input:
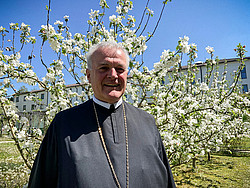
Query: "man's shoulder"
124 101 154 119
124 102 157 132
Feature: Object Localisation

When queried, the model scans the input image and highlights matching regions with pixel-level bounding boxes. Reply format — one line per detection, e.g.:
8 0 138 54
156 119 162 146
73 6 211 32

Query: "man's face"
86 47 128 104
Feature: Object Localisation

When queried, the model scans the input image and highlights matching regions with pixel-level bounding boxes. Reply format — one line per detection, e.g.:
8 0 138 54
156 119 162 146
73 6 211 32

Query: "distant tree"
16 86 28 94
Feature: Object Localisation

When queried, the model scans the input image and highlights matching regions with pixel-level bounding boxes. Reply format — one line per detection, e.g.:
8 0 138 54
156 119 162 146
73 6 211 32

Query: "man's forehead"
95 60 126 67
91 47 128 68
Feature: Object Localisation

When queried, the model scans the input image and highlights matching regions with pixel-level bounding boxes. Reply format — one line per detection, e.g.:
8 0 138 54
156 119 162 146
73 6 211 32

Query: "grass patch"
216 137 250 157
173 155 250 187
240 137 250 149
0 136 12 142
0 137 30 188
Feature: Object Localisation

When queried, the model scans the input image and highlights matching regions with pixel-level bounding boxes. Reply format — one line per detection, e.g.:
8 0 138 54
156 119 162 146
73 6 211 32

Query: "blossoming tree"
0 0 249 175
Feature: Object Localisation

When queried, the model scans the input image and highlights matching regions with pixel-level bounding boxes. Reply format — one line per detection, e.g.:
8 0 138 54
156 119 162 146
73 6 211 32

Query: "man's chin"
106 92 123 102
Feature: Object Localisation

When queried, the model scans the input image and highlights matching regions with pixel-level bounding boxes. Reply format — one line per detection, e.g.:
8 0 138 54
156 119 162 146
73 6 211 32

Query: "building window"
242 84 248 93
41 93 45 99
24 96 26 101
23 105 26 111
16 96 19 102
76 87 78 93
241 66 247 79
31 104 36 110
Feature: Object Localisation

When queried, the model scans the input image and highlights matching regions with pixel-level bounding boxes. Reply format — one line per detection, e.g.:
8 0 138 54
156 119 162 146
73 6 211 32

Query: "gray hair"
86 41 129 69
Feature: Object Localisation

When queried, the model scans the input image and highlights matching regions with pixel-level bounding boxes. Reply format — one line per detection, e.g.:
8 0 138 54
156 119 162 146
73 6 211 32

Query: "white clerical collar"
93 95 123 110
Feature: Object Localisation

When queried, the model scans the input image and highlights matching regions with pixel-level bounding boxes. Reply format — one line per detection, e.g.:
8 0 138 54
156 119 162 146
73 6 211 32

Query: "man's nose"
108 68 118 78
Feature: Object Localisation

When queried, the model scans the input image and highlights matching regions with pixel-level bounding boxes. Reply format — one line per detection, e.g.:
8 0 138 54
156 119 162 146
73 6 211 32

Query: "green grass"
172 137 250 188
0 137 30 188
241 137 250 149
173 155 250 187
0 136 249 187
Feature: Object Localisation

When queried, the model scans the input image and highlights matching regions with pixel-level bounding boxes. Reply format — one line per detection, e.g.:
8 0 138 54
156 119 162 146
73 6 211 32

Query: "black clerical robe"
28 99 176 188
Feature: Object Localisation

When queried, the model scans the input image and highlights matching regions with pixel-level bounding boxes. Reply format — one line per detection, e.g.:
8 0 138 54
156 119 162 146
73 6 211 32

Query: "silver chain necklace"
93 102 129 188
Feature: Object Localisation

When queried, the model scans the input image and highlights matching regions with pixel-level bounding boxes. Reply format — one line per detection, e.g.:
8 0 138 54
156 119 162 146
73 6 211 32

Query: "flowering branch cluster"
0 0 249 174
126 36 250 167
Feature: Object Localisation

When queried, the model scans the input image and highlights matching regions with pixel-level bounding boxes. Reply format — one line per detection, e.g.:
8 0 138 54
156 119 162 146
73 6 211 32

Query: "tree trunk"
207 152 211 161
192 157 196 169
0 120 3 137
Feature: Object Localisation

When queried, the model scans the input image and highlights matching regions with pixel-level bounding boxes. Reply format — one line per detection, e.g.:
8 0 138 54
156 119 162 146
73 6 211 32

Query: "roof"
13 83 86 96
173 56 250 71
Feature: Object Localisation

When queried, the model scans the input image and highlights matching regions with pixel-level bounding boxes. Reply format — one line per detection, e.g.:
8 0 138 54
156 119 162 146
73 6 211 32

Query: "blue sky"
1 0 250 90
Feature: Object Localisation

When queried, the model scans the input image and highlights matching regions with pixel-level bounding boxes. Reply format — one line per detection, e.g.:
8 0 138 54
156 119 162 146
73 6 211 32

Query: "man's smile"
104 83 120 87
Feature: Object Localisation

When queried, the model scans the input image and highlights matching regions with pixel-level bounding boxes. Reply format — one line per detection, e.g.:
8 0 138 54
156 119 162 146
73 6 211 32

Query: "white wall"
165 57 250 93
14 90 49 112
13 84 86 112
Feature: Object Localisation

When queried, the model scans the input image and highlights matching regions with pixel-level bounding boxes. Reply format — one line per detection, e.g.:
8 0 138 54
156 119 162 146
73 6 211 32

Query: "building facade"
11 83 86 129
13 83 86 113
171 57 250 93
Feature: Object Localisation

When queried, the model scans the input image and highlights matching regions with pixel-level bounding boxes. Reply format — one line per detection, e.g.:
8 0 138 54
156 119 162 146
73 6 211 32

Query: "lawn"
172 154 250 187
0 137 30 188
173 137 250 187
0 136 249 187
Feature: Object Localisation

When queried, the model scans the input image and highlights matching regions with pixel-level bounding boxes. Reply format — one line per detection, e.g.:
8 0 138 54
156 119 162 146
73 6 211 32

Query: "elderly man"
28 41 176 188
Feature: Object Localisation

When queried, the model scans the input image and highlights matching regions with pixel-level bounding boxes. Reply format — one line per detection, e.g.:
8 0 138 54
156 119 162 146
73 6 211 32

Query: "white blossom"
116 5 122 14
0 26 4 32
89 9 100 19
54 20 63 25
17 130 26 140
63 15 69 21
109 15 116 22
200 82 209 91
49 39 60 53
205 46 214 54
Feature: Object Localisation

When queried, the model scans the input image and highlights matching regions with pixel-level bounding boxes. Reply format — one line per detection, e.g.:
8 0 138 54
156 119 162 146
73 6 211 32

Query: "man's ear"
86 69 91 83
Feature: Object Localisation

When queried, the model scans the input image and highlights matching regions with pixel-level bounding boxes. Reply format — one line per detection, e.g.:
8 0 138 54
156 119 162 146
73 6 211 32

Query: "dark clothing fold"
28 99 176 188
